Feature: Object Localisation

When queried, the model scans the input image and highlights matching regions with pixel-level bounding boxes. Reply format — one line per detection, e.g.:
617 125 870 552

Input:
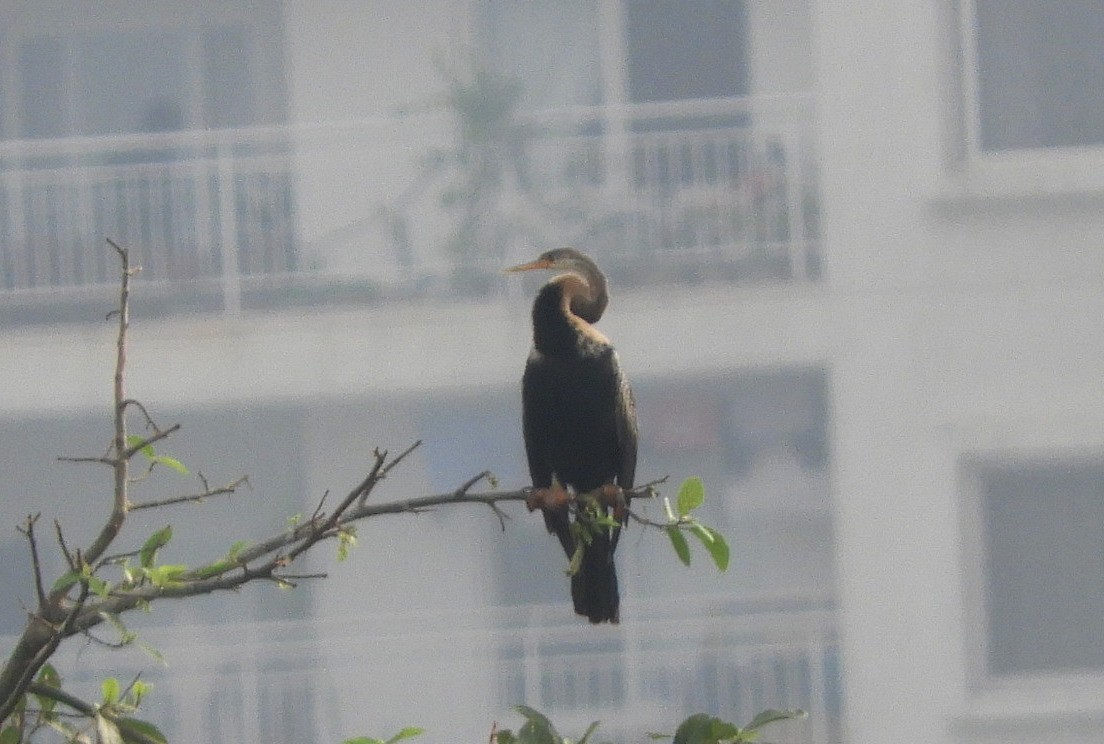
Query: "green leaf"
672 714 739 744
337 526 357 562
513 705 561 744
87 574 112 599
34 664 61 715
43 715 82 740
139 526 173 568
137 640 166 666
126 435 155 459
146 564 188 587
96 713 124 744
52 571 80 593
385 727 425 744
98 612 136 646
36 664 60 688
192 559 234 579
117 717 169 744
227 540 251 560
744 709 806 732
673 714 715 744
590 513 621 529
151 455 188 475
101 677 121 705
676 477 705 516
127 680 151 706
667 526 691 567
0 726 22 744
691 525 730 572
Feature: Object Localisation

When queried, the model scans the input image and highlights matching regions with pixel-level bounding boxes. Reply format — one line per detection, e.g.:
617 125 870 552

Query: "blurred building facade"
0 2 1101 743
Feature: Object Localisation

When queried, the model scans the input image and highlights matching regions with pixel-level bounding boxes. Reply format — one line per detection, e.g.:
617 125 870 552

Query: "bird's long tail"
571 529 620 624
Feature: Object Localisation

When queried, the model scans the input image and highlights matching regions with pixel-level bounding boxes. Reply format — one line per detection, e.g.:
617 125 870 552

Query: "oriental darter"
506 248 638 624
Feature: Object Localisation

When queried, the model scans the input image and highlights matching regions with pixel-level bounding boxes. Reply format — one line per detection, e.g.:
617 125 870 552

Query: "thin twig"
17 514 47 610
456 470 509 529
274 572 328 583
95 549 140 569
79 628 133 651
379 439 422 479
286 449 389 562
624 510 674 530
54 520 76 571
57 456 114 466
455 470 493 496
119 399 158 430
309 490 330 523
122 423 182 460
128 475 249 511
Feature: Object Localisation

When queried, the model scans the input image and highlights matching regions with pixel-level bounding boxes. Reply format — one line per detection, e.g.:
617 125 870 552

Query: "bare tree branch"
57 455 115 466
0 578 90 723
121 423 181 460
119 398 159 430
17 514 47 610
128 475 250 511
53 520 76 572
83 239 136 568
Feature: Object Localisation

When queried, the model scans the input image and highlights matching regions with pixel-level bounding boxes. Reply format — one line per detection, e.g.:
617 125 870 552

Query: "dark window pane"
76 30 187 135
974 0 1104 150
625 0 749 103
204 25 255 129
19 36 66 138
982 461 1104 674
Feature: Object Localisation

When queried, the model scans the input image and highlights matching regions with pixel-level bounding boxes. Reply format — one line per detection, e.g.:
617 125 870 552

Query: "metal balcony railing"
0 95 818 323
39 593 840 744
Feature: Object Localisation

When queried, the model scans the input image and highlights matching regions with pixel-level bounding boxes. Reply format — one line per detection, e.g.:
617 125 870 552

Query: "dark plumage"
506 248 637 623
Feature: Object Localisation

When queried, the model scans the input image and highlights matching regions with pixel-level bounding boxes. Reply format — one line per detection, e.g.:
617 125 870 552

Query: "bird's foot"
598 483 629 520
526 481 573 512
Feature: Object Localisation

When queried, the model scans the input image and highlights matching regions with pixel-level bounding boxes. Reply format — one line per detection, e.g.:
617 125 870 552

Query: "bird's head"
505 248 609 323
503 247 595 276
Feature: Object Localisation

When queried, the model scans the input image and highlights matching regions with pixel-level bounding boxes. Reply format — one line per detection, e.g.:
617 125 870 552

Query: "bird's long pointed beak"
503 258 553 274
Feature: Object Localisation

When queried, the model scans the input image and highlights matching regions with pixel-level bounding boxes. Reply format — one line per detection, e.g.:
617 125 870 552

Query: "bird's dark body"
521 277 636 623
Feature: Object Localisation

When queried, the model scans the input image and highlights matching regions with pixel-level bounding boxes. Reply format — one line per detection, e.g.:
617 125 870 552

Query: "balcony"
43 593 840 744
0 95 818 325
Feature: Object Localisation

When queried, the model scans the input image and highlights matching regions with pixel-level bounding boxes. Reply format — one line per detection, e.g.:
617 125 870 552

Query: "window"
480 0 602 110
18 36 67 139
624 0 749 103
11 21 284 140
975 458 1104 677
965 0 1104 152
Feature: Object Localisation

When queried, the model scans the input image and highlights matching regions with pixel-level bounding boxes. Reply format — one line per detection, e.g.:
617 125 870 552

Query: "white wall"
813 1 1104 742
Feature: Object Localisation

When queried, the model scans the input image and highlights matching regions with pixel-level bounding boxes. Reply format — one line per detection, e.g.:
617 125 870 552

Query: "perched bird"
505 248 637 623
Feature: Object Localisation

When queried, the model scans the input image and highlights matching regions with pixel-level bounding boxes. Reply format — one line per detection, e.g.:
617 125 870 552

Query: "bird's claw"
598 484 628 520
526 481 573 512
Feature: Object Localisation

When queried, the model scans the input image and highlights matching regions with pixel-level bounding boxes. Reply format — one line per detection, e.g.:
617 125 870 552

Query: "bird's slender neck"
531 274 608 355
565 263 608 324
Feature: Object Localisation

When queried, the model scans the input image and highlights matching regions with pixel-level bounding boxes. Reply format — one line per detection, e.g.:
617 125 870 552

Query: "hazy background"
3 2 1104 744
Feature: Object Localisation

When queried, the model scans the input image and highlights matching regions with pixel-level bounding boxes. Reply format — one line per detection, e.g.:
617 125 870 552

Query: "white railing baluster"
216 137 242 315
